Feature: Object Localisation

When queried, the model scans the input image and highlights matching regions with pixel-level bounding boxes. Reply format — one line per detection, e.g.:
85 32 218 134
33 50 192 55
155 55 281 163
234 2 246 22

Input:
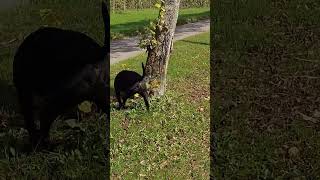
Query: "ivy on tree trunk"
144 0 181 97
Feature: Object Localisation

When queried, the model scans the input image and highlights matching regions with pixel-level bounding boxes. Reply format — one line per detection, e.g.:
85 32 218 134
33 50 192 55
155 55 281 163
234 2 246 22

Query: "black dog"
12 2 110 148
114 63 149 110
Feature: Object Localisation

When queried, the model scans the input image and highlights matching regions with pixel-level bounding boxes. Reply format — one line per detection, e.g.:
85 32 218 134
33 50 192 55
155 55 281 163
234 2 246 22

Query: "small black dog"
114 63 149 110
13 2 110 148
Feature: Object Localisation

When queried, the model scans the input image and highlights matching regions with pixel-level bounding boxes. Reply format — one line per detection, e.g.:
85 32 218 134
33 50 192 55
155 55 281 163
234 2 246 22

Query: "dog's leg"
115 90 122 109
121 96 128 109
140 91 149 111
39 119 52 146
38 103 58 147
17 90 39 145
92 82 108 113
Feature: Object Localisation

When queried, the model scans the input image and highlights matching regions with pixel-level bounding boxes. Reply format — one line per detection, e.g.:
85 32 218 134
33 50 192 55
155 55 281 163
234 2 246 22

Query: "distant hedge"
27 0 209 12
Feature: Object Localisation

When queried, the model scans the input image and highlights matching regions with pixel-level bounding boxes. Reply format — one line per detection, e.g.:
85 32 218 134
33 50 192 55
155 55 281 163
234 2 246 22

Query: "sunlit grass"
110 32 210 178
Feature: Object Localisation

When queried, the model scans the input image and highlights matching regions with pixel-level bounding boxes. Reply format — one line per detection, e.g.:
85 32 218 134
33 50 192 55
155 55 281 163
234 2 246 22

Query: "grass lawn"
0 112 107 179
0 1 209 178
110 32 210 178
212 0 320 178
111 7 210 39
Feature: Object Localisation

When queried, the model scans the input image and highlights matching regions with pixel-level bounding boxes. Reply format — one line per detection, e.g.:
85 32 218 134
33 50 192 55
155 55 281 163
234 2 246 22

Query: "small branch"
0 38 18 48
285 75 320 79
294 57 319 63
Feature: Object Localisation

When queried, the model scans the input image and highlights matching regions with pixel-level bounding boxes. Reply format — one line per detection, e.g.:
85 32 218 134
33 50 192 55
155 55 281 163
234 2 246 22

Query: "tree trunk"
112 0 115 13
123 0 126 11
145 0 180 96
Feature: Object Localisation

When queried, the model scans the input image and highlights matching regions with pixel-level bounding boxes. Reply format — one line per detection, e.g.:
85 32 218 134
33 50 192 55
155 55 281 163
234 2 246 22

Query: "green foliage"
139 0 167 50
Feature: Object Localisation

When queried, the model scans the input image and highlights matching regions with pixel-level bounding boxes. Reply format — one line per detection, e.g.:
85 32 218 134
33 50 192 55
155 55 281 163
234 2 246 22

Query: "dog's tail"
142 62 146 77
101 1 110 53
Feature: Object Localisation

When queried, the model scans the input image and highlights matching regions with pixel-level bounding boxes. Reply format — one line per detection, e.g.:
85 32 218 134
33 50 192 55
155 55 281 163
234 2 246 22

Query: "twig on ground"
0 38 18 48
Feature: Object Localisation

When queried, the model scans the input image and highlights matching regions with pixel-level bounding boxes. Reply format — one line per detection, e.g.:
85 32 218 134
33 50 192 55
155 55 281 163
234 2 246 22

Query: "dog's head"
130 77 148 93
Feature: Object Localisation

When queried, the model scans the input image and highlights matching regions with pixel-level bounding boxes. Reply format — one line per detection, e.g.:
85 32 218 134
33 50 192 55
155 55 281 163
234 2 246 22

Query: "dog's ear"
142 62 146 77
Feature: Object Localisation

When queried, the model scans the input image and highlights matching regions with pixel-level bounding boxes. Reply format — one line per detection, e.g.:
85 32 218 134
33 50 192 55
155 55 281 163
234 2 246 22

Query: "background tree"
140 0 181 96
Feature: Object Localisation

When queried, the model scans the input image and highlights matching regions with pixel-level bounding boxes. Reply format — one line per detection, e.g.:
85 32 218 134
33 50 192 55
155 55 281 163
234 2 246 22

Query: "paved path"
110 19 210 65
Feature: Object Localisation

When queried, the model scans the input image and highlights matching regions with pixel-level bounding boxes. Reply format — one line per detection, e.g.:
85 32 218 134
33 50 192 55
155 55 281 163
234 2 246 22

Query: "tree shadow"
0 79 19 111
0 76 25 131
109 86 115 97
0 79 29 154
111 19 148 36
176 11 210 24
180 39 210 46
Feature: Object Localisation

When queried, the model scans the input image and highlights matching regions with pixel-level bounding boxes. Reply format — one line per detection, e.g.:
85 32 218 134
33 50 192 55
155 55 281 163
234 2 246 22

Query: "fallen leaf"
160 160 168 169
78 101 92 113
282 145 289 149
313 110 320 118
65 119 80 128
10 147 15 156
288 147 299 157
140 160 146 165
297 111 318 123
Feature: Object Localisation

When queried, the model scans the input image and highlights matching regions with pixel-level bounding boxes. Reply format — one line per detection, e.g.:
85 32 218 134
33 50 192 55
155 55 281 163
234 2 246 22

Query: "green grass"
0 110 107 178
110 33 210 178
211 0 320 178
111 7 210 39
0 1 209 178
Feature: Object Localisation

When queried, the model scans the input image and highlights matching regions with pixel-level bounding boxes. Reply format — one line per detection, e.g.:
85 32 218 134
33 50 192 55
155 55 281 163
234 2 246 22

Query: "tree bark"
145 0 180 96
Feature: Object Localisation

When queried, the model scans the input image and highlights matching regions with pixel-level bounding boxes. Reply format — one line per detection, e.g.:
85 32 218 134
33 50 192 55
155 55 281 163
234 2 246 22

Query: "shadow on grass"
109 86 117 108
0 79 18 111
180 39 210 46
110 86 115 97
111 19 148 37
211 0 320 178
0 80 29 154
176 11 210 25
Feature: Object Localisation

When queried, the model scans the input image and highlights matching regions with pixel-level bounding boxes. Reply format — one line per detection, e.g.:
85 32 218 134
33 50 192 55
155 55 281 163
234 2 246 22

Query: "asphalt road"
110 19 210 65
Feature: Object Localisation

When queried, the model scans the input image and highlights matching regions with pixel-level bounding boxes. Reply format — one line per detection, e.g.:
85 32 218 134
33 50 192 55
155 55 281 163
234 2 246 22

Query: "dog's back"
114 70 142 92
13 27 105 95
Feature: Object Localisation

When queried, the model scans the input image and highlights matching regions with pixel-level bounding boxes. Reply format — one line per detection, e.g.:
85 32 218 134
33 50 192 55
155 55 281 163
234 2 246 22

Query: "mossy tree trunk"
145 0 180 96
